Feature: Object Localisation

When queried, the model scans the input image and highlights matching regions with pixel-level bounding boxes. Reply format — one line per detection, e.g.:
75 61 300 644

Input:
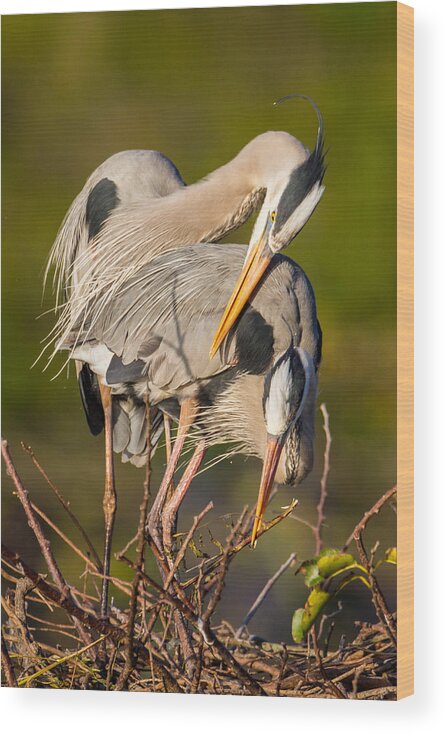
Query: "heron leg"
163 413 174 502
162 439 206 681
162 439 206 554
99 382 117 619
147 399 196 551
146 400 199 679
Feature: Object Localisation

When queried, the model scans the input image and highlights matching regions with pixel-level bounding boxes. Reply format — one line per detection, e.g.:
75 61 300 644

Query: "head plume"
274 93 325 168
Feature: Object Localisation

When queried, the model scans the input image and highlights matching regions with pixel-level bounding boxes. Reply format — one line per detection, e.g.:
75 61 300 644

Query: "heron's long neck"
188 163 265 243
92 154 265 271
136 154 264 248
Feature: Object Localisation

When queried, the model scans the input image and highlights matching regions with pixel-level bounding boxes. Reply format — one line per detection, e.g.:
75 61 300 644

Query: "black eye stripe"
274 146 325 231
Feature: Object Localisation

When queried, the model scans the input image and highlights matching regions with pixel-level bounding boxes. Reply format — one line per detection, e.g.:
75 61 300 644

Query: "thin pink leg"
162 440 206 553
147 399 196 551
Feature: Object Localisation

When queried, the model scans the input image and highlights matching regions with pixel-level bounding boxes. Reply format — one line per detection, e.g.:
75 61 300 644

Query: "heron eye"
270 211 276 223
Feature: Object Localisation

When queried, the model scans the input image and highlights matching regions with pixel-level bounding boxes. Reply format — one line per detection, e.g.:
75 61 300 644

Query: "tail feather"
77 363 104 436
111 400 131 452
112 400 165 466
126 403 147 456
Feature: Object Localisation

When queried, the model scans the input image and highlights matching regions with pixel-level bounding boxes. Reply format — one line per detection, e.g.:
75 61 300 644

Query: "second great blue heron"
62 243 321 608
47 95 325 361
45 96 325 615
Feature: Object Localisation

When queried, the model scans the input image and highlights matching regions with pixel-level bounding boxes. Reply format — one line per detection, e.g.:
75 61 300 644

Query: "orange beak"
209 219 273 358
251 434 286 548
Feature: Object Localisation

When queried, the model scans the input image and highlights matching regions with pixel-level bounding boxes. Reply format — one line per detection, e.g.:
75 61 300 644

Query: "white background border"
1 0 445 731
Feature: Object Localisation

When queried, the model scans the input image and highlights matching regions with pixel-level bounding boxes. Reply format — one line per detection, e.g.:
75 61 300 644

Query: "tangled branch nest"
1 405 397 699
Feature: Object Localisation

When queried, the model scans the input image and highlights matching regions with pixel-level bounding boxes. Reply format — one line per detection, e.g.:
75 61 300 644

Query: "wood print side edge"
396 1 414 701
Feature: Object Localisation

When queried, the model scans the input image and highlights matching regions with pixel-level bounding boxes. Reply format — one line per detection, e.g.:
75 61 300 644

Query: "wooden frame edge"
396 1 414 701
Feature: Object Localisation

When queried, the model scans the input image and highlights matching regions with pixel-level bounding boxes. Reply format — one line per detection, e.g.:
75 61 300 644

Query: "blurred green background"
2 3 396 644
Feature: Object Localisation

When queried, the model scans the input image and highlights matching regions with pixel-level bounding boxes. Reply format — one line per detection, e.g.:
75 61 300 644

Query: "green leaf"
211 538 224 554
373 546 397 572
188 539 204 558
291 588 332 643
299 559 324 587
385 547 397 564
298 548 357 588
318 550 356 579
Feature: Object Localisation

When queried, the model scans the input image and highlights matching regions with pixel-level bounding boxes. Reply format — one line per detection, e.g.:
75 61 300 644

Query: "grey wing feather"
45 150 185 307
85 244 250 387
47 149 185 435
73 244 322 397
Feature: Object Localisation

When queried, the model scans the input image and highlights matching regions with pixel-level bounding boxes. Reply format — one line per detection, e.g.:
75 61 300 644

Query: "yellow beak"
251 434 286 548
209 220 273 358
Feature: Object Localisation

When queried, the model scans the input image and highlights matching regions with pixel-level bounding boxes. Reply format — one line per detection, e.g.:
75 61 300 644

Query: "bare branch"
2 439 91 646
311 627 347 699
289 403 332 553
343 486 397 551
21 442 102 569
116 400 152 690
354 532 397 647
315 403 331 554
236 553 296 638
2 543 182 693
1 635 17 687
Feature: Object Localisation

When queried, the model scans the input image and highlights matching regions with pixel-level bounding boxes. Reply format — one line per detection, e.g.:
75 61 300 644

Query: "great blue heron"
62 244 321 610
46 95 325 360
45 95 325 615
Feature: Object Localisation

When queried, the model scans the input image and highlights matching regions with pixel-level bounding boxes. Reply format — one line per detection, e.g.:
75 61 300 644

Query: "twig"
116 547 266 696
343 486 397 551
2 543 182 693
1 439 91 646
2 589 40 685
116 532 138 560
311 628 346 699
315 403 331 554
317 600 343 641
190 638 204 694
21 442 102 570
354 533 397 647
1 635 17 687
208 630 267 696
289 514 316 534
2 440 70 598
116 401 152 690
14 578 40 656
236 553 296 638
202 509 247 624
30 500 99 572
118 549 194 614
275 645 289 697
18 635 108 687
322 622 337 658
290 403 332 553
119 553 200 621
165 502 214 592
80 568 132 598
183 499 298 590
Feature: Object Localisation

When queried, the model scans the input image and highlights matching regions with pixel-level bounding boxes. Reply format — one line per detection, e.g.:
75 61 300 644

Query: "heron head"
251 345 313 546
210 95 326 358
